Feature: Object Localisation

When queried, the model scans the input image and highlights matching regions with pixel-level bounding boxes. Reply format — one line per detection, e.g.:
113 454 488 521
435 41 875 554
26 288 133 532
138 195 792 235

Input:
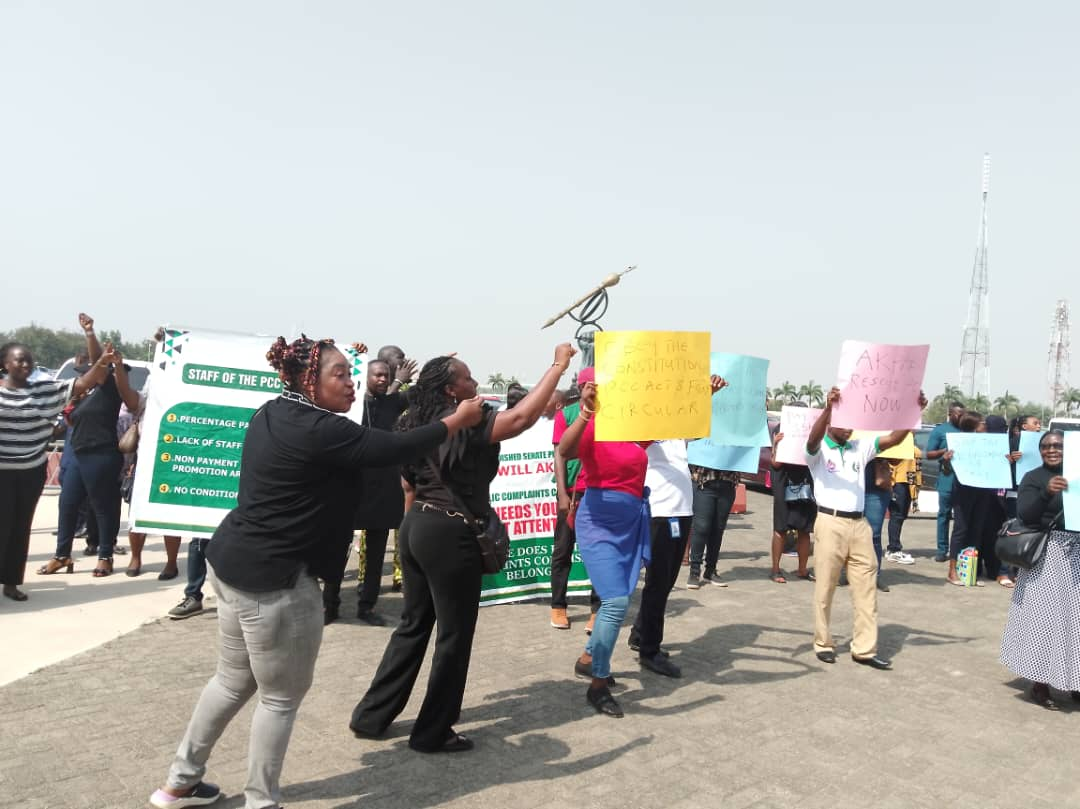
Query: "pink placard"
831 341 929 430
774 406 824 466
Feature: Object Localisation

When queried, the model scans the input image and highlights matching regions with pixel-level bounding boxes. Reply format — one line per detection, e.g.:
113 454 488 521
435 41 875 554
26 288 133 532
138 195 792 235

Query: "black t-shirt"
361 391 409 431
70 369 125 453
206 396 447 591
403 405 500 517
354 391 411 530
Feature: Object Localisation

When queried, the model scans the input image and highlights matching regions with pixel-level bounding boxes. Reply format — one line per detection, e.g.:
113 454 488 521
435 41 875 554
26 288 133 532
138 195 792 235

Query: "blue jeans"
585 595 630 679
936 486 954 556
55 447 123 560
864 488 889 571
185 538 209 601
689 479 736 576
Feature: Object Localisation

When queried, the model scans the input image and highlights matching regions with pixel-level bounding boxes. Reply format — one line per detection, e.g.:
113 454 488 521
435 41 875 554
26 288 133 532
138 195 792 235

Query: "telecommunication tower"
1049 300 1071 415
958 154 992 399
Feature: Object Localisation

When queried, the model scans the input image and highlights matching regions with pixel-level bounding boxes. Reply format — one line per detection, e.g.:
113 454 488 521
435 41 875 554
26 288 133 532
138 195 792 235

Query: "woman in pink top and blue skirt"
558 373 651 718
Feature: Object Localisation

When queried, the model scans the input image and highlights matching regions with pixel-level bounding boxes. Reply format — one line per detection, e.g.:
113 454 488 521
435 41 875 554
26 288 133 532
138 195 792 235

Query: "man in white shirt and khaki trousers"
805 386 925 670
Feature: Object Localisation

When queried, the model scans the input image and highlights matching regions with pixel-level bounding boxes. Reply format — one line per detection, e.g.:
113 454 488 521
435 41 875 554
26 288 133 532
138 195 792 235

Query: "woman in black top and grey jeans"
150 336 482 809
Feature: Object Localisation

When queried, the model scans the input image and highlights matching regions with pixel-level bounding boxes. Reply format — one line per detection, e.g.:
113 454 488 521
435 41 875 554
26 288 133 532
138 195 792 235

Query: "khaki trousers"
812 512 878 659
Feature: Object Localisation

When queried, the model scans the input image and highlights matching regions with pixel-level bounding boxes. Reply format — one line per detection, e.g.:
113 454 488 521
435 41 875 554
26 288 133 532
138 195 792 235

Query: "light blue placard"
687 440 760 473
946 432 1012 489
1014 431 1046 486
1063 432 1080 531
708 352 770 447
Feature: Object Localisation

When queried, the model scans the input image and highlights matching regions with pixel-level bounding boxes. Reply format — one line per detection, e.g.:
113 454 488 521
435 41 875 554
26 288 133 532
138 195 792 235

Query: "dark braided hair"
0 342 32 379
396 356 458 432
266 334 335 402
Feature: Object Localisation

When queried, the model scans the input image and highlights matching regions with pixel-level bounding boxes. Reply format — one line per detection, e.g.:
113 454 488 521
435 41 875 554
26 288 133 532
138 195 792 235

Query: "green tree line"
1 323 154 369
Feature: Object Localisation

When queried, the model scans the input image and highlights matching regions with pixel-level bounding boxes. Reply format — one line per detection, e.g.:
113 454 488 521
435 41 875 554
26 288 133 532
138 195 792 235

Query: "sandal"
769 570 787 584
37 557 74 575
997 576 1015 588
1031 683 1058 710
92 559 114 578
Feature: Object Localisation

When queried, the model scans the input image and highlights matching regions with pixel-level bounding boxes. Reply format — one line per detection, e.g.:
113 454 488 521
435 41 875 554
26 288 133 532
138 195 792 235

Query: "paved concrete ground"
2 491 1078 809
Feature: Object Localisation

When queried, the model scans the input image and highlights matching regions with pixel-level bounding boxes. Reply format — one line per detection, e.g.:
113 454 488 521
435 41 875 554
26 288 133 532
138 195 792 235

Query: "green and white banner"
131 328 366 537
480 420 591 606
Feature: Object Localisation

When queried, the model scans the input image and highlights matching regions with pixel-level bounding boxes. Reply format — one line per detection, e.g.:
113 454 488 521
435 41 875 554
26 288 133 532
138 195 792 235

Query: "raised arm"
71 343 117 398
112 353 142 413
806 387 838 455
558 382 595 460
770 431 786 470
491 343 576 443
79 312 103 363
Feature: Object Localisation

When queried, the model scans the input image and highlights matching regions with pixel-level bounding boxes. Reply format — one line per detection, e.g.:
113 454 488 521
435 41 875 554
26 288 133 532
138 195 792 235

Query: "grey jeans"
166 567 323 809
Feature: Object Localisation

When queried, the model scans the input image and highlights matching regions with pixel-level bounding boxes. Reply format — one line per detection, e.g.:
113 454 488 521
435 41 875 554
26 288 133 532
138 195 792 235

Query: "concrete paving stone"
6 492 1080 808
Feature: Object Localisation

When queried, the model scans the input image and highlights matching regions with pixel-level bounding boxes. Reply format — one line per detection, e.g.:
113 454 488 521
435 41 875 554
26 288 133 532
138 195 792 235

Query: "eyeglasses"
1042 443 1064 450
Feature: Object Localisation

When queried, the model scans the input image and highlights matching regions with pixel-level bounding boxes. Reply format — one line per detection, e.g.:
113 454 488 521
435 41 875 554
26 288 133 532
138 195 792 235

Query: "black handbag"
995 510 1062 570
426 459 510 574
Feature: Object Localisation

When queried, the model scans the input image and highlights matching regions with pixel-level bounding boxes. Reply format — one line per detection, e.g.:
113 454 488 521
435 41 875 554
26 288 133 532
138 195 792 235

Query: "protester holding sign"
557 377 649 718
925 402 965 562
805 385 926 671
150 336 482 809
350 344 575 754
1000 430 1080 710
945 412 1002 586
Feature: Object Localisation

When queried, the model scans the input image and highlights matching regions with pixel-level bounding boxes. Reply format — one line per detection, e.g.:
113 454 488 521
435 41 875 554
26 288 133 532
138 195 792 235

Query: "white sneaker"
884 551 915 565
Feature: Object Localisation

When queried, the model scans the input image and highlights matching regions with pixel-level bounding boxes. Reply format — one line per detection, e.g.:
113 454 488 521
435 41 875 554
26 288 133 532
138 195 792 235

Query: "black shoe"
324 605 339 626
574 658 616 686
356 609 386 626
627 632 640 652
852 655 892 670
391 581 403 593
876 579 890 592
409 731 474 753
82 545 98 557
113 545 128 556
586 685 623 718
640 653 681 678
350 722 384 740
816 650 836 664
157 568 179 581
934 553 948 563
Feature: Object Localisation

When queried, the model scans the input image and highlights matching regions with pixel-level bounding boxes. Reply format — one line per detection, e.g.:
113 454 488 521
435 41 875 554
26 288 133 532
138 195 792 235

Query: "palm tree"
487 373 507 392
941 384 966 405
799 381 825 407
993 390 1020 418
774 381 798 405
1066 387 1080 416
969 393 992 414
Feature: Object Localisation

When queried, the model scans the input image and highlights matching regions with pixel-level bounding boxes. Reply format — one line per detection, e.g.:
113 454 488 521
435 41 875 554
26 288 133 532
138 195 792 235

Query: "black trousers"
0 464 47 586
322 528 391 614
549 508 600 611
632 516 691 658
350 508 482 751
949 484 992 563
886 484 911 553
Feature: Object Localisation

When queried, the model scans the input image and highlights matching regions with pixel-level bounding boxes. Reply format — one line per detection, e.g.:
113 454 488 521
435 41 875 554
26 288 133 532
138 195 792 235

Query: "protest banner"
1062 432 1080 531
594 331 711 441
481 420 590 605
830 341 929 430
686 441 760 474
705 352 770 447
131 328 366 537
945 432 1012 489
1014 431 1046 485
774 406 823 466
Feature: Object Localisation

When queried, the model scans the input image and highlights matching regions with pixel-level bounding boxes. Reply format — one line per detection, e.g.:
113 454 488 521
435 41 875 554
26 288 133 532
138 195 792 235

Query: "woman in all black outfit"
350 344 574 753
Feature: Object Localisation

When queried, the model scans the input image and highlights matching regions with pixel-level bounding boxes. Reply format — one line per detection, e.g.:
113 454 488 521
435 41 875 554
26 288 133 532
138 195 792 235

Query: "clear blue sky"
3 1 1076 403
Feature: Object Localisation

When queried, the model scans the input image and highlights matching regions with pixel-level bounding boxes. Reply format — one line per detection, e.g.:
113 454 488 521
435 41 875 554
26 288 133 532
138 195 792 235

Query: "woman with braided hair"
150 335 482 809
350 343 576 753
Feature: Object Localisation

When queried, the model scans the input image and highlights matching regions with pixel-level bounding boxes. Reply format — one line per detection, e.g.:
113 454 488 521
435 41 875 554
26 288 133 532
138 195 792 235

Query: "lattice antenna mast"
959 154 992 399
1049 300 1071 415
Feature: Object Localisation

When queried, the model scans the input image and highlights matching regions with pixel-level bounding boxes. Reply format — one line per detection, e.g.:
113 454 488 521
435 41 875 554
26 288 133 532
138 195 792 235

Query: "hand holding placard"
775 406 823 466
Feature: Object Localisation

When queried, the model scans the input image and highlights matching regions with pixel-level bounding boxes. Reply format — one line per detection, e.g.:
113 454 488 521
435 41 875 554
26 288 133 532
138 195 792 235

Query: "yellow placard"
594 330 712 441
852 430 915 460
